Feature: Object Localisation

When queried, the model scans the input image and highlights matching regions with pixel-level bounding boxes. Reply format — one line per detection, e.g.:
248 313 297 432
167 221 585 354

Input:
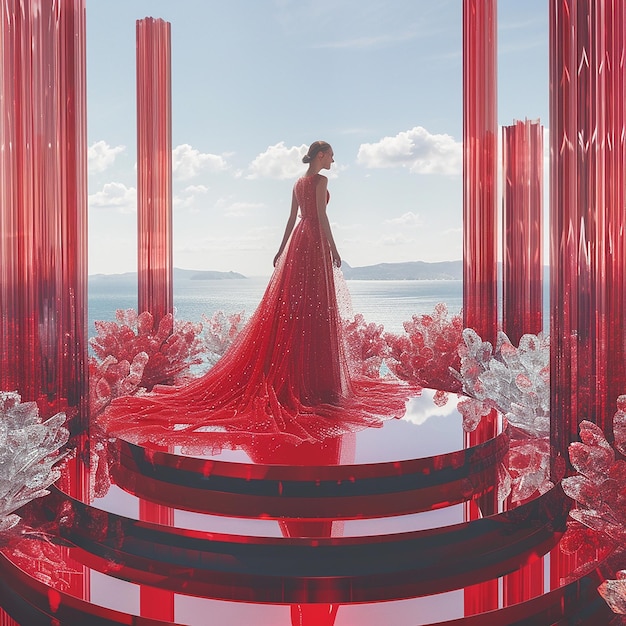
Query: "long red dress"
101 175 413 451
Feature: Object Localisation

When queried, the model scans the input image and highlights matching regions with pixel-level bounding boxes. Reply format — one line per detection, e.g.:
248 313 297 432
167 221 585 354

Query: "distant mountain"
88 261 464 285
89 267 246 285
186 270 246 281
341 260 462 280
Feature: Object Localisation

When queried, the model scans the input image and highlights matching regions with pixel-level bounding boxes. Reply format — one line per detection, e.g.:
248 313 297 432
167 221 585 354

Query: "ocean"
88 276 465 338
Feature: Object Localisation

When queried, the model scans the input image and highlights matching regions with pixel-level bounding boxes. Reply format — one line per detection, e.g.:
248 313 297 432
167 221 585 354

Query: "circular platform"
111 390 509 519
0 387 616 624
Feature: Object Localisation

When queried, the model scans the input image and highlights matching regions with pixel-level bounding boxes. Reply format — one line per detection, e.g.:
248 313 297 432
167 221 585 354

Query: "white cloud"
184 184 210 194
216 197 266 217
403 389 461 426
247 142 307 180
357 126 462 175
385 211 422 227
89 182 137 213
174 185 209 212
379 233 414 246
172 144 229 180
88 140 125 173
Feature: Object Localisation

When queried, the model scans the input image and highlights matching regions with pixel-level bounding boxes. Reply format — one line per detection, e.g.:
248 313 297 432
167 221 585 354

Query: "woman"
101 141 412 450
274 140 340 269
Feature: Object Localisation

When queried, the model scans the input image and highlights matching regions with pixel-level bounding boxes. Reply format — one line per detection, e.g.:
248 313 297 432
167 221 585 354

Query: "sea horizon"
88 276 465 339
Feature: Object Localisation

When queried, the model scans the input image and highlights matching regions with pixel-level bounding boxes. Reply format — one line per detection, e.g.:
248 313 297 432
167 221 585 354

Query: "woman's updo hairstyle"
302 140 331 164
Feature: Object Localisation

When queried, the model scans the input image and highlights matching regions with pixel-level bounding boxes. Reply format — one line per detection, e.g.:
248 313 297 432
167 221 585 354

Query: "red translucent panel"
0 0 88 420
462 0 498 348
462 1 499 613
136 17 173 326
502 119 544 346
549 1 626 460
605 1 626 428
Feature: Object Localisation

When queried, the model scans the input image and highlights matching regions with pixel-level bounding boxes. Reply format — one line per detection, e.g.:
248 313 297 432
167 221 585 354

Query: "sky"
85 0 548 277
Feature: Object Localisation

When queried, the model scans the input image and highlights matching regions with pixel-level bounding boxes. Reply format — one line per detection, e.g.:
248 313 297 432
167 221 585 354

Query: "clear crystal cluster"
89 309 204 417
452 329 552 502
200 310 246 367
453 329 550 437
343 313 389 379
561 405 626 560
563 413 626 542
560 404 626 614
385 303 464 391
0 391 69 532
599 571 626 616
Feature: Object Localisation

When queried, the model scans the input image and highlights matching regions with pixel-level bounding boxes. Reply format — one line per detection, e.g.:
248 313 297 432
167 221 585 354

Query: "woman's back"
294 174 329 221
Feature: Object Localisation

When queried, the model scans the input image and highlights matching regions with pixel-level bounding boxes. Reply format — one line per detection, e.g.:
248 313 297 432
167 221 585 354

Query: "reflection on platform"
0 388 616 624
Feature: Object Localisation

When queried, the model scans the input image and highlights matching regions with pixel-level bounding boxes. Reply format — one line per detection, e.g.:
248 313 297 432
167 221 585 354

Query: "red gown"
101 174 413 451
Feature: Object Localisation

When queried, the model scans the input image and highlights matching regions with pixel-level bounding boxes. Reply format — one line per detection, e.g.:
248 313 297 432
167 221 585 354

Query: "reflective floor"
0 387 616 625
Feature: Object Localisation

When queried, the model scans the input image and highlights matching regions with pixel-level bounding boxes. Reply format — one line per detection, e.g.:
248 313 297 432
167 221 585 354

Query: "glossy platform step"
111 393 509 519
0 534 616 625
0 389 617 624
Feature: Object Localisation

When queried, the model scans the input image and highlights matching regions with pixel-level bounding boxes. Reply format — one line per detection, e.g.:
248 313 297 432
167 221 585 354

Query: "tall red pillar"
136 17 175 621
502 119 544 346
605 1 626 430
0 0 88 424
463 0 498 349
462 0 499 616
136 17 173 326
549 0 626 466
0 0 89 612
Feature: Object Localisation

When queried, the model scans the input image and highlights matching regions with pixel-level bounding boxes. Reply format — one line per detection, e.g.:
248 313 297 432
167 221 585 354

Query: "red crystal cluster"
88 309 203 418
384 303 464 392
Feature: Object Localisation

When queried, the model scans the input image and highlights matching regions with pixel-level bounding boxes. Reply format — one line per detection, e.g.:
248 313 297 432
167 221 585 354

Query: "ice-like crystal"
344 313 389 379
201 310 246 367
449 329 553 503
612 395 626 458
559 411 626 619
457 396 494 432
385 303 464 391
600 572 626 615
507 434 553 503
452 329 550 438
0 392 69 529
7 531 80 590
563 414 626 555
89 309 205 417
560 518 615 571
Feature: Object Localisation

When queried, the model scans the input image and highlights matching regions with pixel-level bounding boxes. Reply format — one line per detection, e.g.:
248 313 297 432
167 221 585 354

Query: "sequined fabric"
101 175 414 451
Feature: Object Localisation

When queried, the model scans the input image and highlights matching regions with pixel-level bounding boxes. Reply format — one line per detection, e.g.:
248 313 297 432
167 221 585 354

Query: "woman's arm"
273 188 299 266
316 175 341 267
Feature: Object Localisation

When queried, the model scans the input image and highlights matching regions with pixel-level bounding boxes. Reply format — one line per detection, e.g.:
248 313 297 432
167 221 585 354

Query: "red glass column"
502 119 544 346
136 20 175 621
0 0 89 610
463 0 499 614
0 609 18 625
0 0 88 424
503 558 544 607
463 0 498 348
605 1 626 428
138 498 175 620
136 17 173 326
549 1 625 463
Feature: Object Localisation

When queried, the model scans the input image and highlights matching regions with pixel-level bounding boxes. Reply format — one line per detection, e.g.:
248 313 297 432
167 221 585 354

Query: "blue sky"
86 0 548 276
